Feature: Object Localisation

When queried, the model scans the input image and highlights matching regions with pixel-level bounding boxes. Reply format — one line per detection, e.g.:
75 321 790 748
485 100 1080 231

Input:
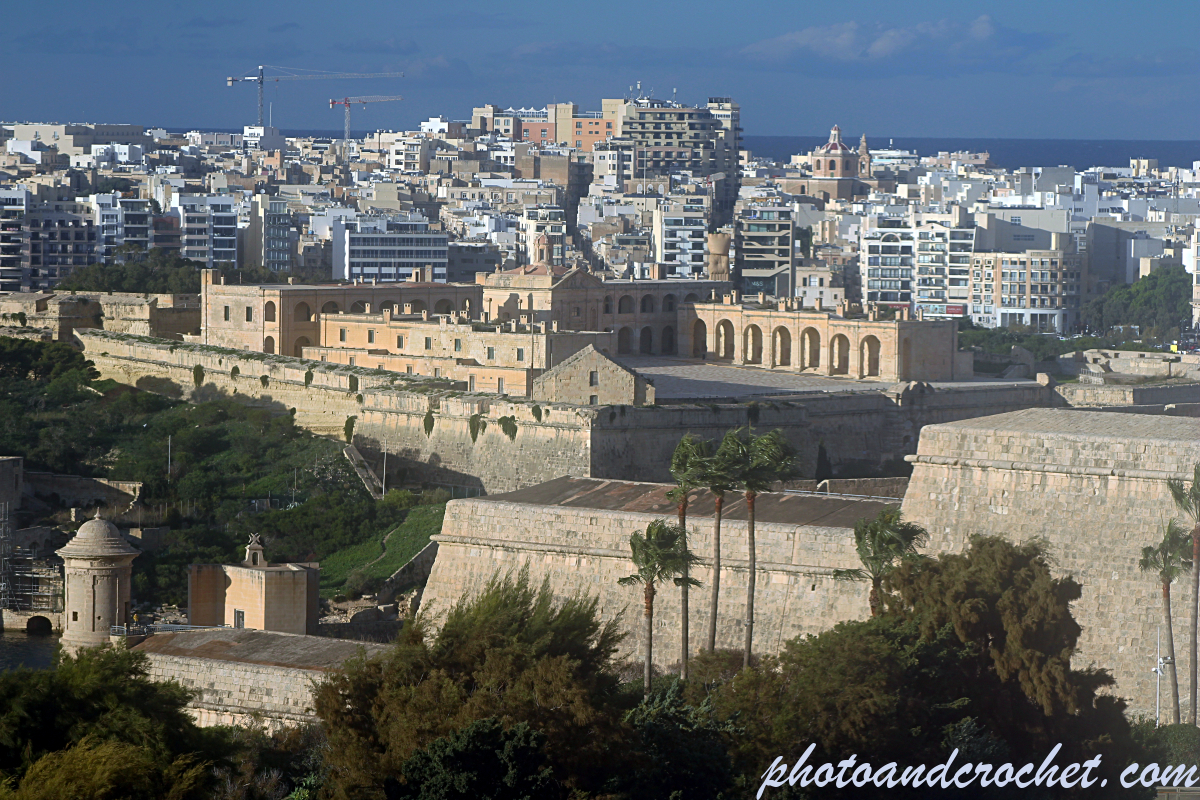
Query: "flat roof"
934 408 1200 442
479 476 896 529
133 628 388 671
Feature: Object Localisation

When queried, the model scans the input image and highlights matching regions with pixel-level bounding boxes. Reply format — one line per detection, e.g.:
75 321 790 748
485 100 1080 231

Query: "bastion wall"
421 491 877 665
901 408 1200 718
78 331 1059 493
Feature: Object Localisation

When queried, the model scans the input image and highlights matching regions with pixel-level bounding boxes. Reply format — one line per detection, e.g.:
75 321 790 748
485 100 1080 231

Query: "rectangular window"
349 356 356 366
234 610 244 629
424 337 432 350
245 307 253 322
406 365 413 374
223 305 230 321
454 339 461 352
433 368 440 377
339 328 347 342
590 395 598 405
487 347 495 360
516 348 524 362
497 378 505 394
397 335 404 348
367 330 375 344
589 370 599 386
469 376 475 392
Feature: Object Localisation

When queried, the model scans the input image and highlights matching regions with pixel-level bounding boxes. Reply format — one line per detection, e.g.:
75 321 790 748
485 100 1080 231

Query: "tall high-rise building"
611 94 741 223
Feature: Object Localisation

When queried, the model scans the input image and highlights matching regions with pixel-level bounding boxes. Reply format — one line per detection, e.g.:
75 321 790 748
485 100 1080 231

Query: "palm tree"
667 434 708 680
618 520 702 698
832 507 929 617
714 427 798 669
699 447 738 654
1139 519 1192 725
1168 464 1200 724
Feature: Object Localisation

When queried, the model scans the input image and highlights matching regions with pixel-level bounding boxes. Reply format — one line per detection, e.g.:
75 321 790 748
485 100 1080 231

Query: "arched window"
350 300 368 313
264 301 276 322
640 295 655 313
603 295 613 314
829 160 835 171
663 294 676 312
618 295 634 314
321 301 339 314
294 302 312 322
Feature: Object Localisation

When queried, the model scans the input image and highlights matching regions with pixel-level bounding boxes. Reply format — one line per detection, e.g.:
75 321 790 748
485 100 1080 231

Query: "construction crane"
330 96 404 144
226 66 404 127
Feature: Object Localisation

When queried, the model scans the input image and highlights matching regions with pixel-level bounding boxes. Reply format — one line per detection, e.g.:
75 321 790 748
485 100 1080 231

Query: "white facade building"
333 212 448 282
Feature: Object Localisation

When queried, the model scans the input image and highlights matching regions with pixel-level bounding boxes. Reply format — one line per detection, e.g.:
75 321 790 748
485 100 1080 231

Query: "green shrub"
191 364 204 387
531 404 542 422
468 413 486 443
344 416 356 444
497 415 517 441
382 489 418 509
419 488 452 505
423 410 435 437
304 368 314 387
260 375 269 388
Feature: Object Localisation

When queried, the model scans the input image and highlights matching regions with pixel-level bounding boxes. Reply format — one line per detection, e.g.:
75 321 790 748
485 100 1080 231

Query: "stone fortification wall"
1057 382 1200 407
143 653 321 728
80 331 1060 493
422 493 875 666
589 382 1056 483
901 408 1200 718
23 472 140 512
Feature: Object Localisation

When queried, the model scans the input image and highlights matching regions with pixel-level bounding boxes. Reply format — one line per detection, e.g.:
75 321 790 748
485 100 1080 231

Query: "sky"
4 0 1198 140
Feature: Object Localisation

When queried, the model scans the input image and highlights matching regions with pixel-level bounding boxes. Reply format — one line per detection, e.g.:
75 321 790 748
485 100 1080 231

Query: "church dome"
814 124 853 154
57 511 140 559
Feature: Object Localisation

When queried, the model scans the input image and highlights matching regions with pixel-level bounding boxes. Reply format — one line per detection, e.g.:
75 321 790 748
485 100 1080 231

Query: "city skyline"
4 0 1196 139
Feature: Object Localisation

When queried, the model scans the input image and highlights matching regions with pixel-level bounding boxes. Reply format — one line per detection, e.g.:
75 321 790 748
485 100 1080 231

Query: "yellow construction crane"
226 66 404 127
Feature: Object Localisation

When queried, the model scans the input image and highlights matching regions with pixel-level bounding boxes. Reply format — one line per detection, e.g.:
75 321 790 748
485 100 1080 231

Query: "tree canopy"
56 247 207 294
1082 265 1192 337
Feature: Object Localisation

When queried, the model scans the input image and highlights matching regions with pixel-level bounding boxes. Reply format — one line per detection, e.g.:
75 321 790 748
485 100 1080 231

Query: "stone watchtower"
57 511 139 654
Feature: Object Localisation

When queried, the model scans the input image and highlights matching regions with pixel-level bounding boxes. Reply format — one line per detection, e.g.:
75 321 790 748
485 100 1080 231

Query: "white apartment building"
333 212 448 282
170 194 240 267
653 197 708 277
859 207 975 319
243 126 286 152
378 133 433 173
89 193 152 258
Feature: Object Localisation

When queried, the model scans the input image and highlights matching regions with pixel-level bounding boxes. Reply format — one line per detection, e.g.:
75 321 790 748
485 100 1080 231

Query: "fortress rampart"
901 408 1200 717
79 331 1058 492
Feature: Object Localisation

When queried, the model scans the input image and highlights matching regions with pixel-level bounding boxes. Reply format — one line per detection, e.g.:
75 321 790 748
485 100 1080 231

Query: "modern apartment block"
653 198 708 277
970 239 1086 331
859 207 975 319
245 195 297 272
735 204 795 292
90 193 152 259
613 95 741 222
378 133 433 173
0 189 30 292
21 209 100 291
170 195 239 267
332 212 449 282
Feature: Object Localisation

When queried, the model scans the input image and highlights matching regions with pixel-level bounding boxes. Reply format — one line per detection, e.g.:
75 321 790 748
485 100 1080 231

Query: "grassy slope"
319 503 446 597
